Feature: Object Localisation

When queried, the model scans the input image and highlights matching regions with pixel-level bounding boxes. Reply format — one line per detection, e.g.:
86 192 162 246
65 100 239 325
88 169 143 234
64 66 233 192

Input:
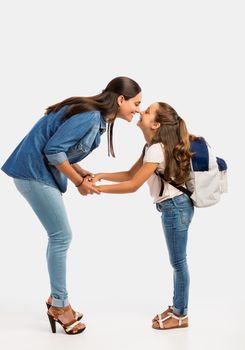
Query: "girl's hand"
91 173 102 184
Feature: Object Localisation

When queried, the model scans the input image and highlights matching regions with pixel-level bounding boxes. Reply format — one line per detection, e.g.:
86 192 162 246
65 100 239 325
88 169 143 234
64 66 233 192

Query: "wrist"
95 173 103 181
81 171 89 177
75 177 84 188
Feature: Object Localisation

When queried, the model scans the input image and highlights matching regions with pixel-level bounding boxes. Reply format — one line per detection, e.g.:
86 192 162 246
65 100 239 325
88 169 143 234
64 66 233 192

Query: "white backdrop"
0 1 244 349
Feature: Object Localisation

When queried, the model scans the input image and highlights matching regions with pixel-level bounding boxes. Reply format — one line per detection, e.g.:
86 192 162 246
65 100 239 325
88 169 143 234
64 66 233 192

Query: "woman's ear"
152 122 161 130
117 95 125 106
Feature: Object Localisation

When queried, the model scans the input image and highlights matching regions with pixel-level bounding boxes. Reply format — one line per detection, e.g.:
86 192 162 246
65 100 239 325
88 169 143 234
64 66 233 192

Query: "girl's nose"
135 106 141 113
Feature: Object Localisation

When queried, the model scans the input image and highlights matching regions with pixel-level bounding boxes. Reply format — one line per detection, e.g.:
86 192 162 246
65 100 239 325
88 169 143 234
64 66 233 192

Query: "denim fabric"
14 178 73 307
2 107 106 192
156 194 194 316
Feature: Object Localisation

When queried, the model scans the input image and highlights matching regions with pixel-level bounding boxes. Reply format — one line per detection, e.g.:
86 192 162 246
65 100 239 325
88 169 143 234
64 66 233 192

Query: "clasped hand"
77 175 100 196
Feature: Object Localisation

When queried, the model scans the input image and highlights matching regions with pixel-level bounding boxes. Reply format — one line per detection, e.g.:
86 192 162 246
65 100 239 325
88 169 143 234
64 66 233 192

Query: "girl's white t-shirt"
143 143 183 203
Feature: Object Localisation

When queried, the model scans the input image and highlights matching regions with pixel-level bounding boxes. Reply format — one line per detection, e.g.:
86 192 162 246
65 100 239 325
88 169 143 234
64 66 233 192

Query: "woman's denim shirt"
1 106 106 193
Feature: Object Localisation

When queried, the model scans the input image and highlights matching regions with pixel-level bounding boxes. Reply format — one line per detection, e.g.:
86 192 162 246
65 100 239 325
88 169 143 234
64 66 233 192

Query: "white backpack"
155 139 228 208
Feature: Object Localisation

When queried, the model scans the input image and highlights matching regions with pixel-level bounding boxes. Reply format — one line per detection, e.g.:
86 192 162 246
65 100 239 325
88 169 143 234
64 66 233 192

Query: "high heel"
47 313 57 333
46 301 83 321
47 305 86 335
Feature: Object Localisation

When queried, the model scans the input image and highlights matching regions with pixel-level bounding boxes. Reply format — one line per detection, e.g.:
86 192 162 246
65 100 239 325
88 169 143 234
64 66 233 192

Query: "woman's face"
117 92 142 122
137 102 159 130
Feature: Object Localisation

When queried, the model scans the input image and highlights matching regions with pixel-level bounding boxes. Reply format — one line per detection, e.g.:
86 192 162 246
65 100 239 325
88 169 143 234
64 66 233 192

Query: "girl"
1 76 142 335
93 102 194 330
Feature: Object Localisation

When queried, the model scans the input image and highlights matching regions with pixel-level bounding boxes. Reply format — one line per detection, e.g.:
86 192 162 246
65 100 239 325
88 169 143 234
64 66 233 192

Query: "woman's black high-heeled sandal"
46 301 83 321
47 305 86 335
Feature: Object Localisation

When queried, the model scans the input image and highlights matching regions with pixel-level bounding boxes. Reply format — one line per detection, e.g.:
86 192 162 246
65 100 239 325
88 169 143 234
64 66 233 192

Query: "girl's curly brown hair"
151 102 193 185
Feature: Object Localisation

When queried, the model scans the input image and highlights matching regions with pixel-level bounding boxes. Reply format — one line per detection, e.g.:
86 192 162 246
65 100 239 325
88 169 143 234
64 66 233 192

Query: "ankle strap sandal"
46 301 83 321
153 312 189 330
47 305 86 335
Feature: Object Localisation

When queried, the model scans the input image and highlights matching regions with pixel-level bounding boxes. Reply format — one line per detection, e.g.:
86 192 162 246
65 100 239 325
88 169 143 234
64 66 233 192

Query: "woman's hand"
77 176 100 195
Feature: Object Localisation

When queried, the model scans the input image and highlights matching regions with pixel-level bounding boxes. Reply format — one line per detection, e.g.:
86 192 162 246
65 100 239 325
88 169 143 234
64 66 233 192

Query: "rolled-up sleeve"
45 152 67 166
44 111 100 165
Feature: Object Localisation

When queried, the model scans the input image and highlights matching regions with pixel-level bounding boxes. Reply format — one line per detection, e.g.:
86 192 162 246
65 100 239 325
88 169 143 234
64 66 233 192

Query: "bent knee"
48 228 72 246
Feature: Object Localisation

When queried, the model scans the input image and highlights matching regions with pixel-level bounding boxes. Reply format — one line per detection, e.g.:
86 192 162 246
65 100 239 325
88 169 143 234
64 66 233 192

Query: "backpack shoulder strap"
142 143 147 157
145 142 192 198
155 170 192 197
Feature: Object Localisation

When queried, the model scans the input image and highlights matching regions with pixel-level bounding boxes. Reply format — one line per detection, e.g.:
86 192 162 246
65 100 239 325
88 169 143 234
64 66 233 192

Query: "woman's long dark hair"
151 102 193 185
45 76 141 157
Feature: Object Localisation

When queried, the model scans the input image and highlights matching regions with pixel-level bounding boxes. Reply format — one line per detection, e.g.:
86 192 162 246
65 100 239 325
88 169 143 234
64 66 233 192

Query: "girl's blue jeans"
156 194 194 316
14 178 72 307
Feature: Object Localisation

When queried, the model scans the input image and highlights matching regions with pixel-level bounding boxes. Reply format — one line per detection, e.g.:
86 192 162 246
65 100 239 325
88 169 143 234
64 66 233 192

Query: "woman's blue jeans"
14 178 72 307
156 194 194 316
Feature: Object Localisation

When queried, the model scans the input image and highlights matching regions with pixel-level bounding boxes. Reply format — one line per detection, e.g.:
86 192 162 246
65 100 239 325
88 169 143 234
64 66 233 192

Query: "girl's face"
137 102 159 130
116 92 142 122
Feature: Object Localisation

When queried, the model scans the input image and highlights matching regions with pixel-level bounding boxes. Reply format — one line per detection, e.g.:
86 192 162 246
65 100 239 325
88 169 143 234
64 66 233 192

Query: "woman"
93 102 194 330
1 76 142 334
